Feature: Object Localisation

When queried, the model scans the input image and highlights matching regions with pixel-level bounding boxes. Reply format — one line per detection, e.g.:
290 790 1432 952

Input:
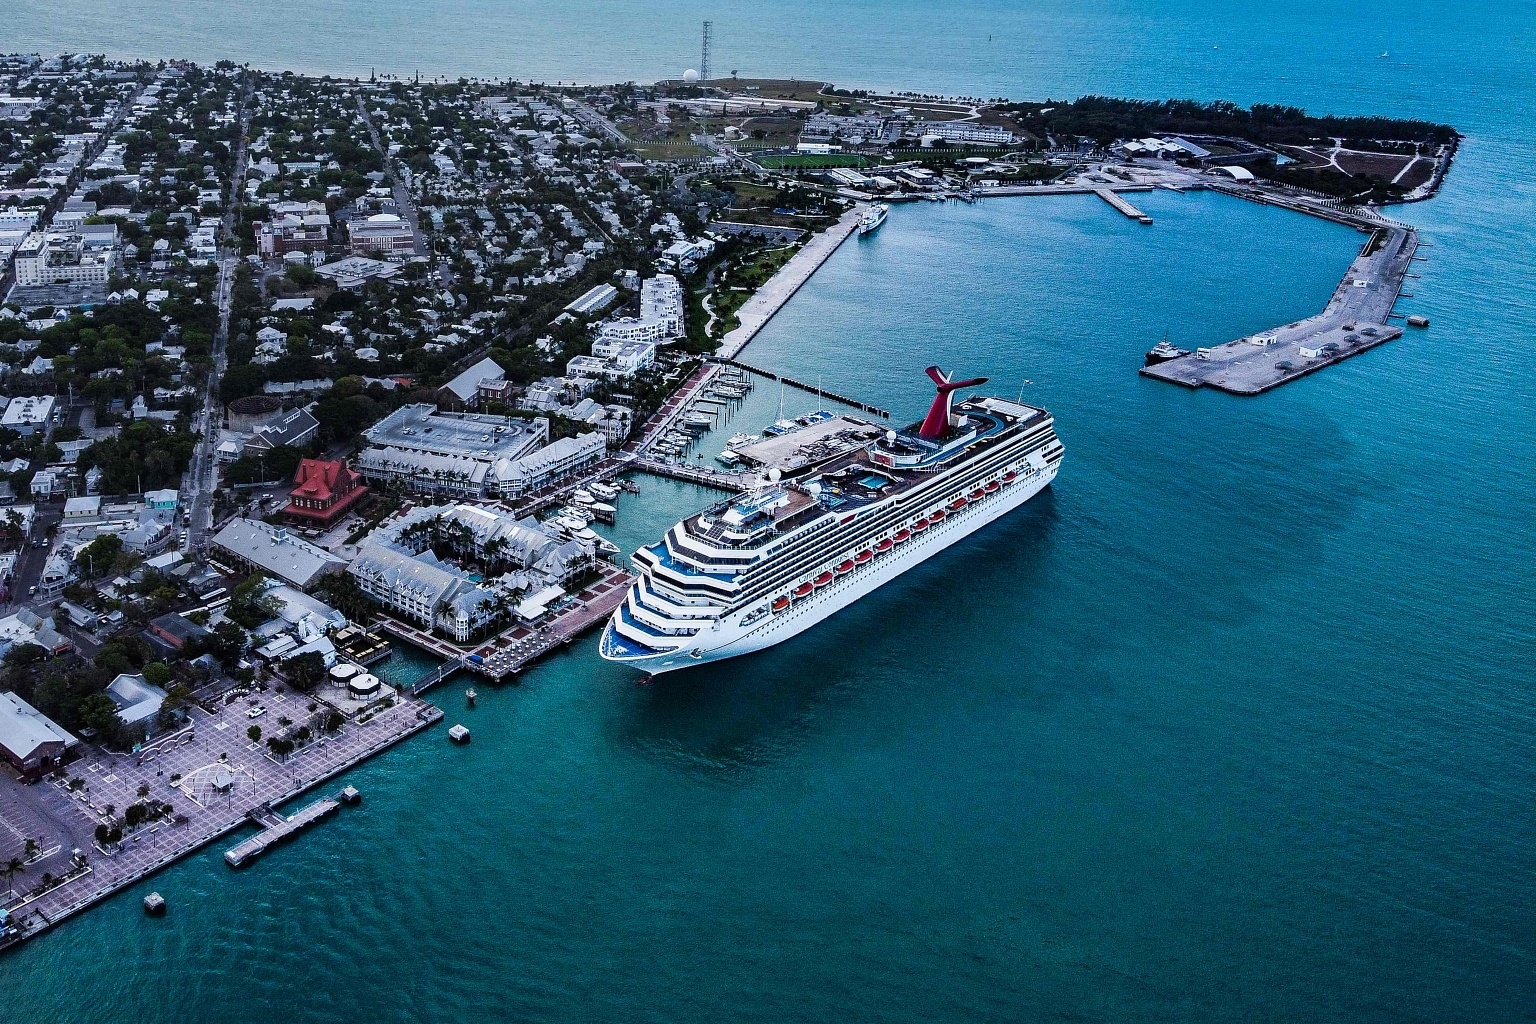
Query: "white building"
13 228 116 287
348 213 415 255
0 395 55 435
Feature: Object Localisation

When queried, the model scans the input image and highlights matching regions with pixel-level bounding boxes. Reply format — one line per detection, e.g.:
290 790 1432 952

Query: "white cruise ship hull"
600 458 1057 675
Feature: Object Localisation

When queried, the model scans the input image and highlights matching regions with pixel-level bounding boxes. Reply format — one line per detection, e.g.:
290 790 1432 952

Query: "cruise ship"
599 367 1064 674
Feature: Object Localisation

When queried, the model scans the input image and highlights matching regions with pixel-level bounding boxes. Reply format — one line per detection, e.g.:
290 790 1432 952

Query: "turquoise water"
7 3 1536 1021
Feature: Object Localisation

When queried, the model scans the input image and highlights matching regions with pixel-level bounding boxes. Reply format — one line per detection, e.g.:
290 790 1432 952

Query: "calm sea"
4 2 1534 1021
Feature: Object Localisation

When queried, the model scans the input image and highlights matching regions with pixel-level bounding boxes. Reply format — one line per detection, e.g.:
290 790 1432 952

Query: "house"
244 407 320 454
0 691 77 779
0 395 55 435
143 488 179 512
283 458 369 531
147 613 210 652
105 672 181 739
437 357 506 409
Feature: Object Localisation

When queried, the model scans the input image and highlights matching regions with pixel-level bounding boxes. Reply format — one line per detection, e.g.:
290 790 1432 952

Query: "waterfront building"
0 691 77 780
210 519 348 591
283 458 369 531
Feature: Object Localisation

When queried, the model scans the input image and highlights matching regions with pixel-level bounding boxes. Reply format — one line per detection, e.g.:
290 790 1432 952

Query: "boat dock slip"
224 798 340 867
1095 188 1152 222
717 207 861 359
633 457 753 491
1141 223 1418 395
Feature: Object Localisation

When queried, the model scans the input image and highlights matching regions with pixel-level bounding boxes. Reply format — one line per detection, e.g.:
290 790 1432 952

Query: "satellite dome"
682 69 700 84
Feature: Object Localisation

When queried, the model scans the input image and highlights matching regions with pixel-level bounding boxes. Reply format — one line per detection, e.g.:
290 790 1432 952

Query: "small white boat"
572 489 594 505
858 203 890 235
590 482 619 500
716 450 743 466
727 432 756 447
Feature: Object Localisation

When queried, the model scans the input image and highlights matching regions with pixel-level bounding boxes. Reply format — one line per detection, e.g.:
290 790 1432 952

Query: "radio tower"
700 21 713 82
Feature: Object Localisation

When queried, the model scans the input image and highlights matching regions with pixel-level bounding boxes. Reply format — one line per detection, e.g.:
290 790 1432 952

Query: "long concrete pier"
717 207 861 359
713 357 890 418
1094 188 1151 222
1141 223 1417 394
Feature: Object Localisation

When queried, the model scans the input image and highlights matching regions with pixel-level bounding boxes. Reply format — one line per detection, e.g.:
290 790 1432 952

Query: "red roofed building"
284 458 369 530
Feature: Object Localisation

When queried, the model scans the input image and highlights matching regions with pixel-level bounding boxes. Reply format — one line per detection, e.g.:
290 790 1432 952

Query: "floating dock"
1095 188 1152 223
223 798 341 868
1141 223 1417 395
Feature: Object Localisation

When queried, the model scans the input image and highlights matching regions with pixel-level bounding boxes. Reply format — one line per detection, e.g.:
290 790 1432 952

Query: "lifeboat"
893 530 911 543
1002 471 1017 483
969 489 985 501
984 481 1000 493
771 596 790 612
835 559 855 575
854 549 873 564
949 497 968 510
792 582 813 599
930 509 947 522
912 519 930 532
813 571 835 587
875 538 894 553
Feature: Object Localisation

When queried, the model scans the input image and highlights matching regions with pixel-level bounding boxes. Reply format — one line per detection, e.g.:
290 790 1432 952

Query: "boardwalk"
632 457 751 491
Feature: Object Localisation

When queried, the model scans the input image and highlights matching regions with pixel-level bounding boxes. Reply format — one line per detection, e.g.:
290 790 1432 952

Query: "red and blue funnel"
917 366 988 440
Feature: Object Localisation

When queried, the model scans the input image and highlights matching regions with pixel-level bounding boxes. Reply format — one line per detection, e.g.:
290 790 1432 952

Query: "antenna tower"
700 21 713 82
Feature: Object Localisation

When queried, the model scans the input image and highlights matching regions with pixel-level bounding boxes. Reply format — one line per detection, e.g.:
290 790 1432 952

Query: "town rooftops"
290 458 363 503
246 407 320 452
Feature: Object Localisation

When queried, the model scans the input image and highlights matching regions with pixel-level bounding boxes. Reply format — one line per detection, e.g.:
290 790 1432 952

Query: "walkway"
716 208 862 359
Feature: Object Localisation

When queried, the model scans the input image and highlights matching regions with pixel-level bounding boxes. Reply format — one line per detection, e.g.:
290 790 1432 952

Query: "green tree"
247 724 262 743
142 661 171 687
77 692 124 740
284 651 326 692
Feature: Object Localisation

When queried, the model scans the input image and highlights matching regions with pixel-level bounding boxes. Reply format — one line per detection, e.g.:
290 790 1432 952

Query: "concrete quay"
0 691 442 953
1094 188 1152 222
1141 224 1417 394
717 207 861 359
224 797 341 868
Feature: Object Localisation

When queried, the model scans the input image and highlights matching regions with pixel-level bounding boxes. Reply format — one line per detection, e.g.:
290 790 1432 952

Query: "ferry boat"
599 367 1064 674
858 203 890 235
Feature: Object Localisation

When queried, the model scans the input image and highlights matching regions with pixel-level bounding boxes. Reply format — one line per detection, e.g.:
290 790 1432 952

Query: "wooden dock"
224 797 341 868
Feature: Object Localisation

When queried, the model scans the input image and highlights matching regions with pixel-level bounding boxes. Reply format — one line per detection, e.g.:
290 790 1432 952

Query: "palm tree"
22 838 38 862
3 856 22 890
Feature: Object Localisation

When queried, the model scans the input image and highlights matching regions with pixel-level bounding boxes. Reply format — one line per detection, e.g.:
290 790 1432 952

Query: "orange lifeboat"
949 497 967 510
813 571 834 587
792 582 813 599
893 530 911 543
1002 471 1017 483
875 538 894 553
835 559 855 575
984 481 1000 493
912 519 930 532
930 509 947 522
854 549 873 564
969 489 985 501
771 596 790 612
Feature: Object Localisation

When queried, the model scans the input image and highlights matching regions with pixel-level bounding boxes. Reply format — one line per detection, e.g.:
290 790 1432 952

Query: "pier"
632 457 752 491
224 797 341 868
1140 223 1417 394
712 357 890 418
1094 188 1152 223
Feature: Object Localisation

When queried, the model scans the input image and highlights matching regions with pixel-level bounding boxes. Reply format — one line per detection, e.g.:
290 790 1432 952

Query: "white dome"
682 69 700 84
367 213 402 223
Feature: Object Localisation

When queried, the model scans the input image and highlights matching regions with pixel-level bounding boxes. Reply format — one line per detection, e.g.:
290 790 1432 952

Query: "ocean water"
6 3 1536 1022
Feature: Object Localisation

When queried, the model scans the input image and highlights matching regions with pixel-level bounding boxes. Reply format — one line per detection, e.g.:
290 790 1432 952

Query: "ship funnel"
917 366 988 440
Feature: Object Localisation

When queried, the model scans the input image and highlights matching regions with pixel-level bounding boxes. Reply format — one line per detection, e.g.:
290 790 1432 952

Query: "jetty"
223 797 341 868
712 357 890 418
1141 222 1417 394
633 457 751 491
1094 188 1153 223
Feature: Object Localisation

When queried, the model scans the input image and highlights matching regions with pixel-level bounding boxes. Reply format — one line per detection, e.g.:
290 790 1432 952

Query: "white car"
246 706 267 719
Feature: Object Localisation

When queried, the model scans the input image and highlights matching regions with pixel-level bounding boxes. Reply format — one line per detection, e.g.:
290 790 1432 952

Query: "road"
353 94 445 283
182 75 253 556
